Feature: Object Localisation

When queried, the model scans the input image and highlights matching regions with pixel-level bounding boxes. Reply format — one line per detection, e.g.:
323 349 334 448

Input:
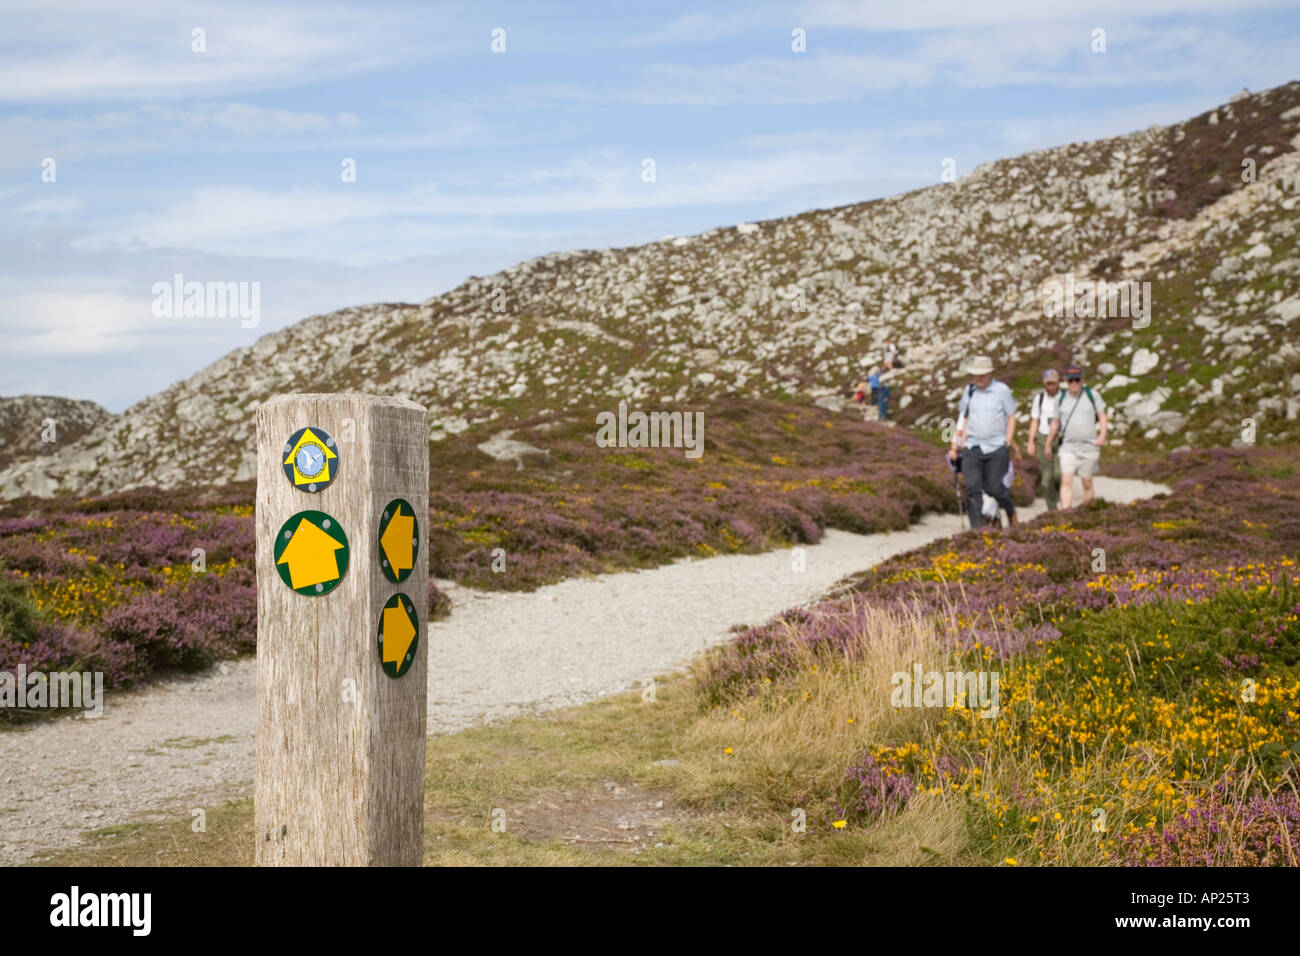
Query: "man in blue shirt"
947 355 1020 528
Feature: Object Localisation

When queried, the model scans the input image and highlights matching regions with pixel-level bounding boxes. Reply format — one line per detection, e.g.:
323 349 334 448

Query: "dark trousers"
1036 444 1061 510
961 445 1015 528
877 385 891 420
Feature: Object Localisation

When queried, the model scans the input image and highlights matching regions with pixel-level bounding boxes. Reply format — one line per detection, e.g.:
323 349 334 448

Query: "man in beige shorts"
1045 364 1108 508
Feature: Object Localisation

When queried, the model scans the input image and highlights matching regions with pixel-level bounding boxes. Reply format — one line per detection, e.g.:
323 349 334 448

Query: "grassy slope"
38 671 982 867
43 448 1300 867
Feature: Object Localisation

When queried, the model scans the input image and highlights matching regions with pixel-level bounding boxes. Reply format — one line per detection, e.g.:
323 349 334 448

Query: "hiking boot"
1008 512 1019 527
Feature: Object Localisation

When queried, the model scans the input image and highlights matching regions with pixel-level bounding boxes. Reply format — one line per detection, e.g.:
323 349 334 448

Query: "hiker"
1045 364 1108 509
853 377 869 405
948 355 1019 528
1025 368 1062 510
959 404 1018 527
867 364 881 408
876 359 894 422
979 458 1017 525
883 341 901 367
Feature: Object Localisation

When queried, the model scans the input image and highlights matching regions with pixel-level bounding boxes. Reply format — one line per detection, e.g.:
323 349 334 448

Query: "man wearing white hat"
948 355 1019 528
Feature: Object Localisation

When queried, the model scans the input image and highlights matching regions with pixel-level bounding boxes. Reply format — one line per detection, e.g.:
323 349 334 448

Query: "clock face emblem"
282 427 340 492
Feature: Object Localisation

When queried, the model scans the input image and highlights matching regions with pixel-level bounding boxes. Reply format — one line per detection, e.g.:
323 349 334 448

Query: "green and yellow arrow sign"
274 510 349 596
377 592 419 679
377 498 419 584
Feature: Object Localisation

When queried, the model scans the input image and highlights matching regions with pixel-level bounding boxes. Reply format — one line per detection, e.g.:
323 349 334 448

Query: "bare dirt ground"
0 476 1168 864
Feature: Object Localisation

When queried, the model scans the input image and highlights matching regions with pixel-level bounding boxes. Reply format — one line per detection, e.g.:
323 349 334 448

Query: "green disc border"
281 426 340 494
272 510 350 597
377 591 419 679
377 497 420 584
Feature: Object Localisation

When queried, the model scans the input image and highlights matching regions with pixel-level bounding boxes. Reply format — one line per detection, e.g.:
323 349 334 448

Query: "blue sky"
3 0 1299 412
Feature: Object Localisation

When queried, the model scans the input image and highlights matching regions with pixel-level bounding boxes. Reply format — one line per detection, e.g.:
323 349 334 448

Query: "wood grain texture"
255 393 429 866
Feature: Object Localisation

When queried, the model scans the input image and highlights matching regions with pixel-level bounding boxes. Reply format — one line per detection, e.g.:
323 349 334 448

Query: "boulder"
1124 386 1171 420
1130 348 1159 376
1270 298 1300 322
477 430 548 462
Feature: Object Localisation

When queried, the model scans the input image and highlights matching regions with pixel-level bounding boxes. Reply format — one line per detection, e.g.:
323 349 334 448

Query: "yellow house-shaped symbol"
277 517 345 589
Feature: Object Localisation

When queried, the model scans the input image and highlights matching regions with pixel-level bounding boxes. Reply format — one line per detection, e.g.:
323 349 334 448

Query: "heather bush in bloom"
839 750 917 822
98 565 257 676
426 398 954 589
1120 774 1300 866
0 397 942 690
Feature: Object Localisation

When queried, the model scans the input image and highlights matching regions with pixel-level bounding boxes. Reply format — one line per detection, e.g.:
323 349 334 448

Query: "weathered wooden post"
255 393 429 865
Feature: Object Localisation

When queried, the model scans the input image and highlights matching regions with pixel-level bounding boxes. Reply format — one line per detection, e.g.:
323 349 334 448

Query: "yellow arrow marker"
380 504 416 576
276 518 344 589
381 602 417 665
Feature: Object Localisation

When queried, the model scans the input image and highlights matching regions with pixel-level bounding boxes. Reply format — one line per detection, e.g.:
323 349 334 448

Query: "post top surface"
258 393 428 414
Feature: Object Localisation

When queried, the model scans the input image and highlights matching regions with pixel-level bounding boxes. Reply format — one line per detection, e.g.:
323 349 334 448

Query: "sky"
3 0 1299 413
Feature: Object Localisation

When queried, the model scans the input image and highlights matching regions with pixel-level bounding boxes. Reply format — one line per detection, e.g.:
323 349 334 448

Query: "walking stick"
948 453 966 531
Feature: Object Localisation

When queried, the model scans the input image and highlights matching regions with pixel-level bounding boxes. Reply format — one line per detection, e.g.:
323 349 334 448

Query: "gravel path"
0 476 1168 863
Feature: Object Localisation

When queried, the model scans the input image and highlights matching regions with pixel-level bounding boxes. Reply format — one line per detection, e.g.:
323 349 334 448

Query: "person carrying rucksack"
1045 364 1108 508
1026 368 1062 510
947 355 1019 528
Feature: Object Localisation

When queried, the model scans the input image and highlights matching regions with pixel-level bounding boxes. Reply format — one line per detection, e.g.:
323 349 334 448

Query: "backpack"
1056 385 1097 413
958 382 979 421
1054 386 1098 447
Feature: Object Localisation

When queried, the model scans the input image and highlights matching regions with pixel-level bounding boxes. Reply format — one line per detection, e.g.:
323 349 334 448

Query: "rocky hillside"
0 397 114 474
3 82 1300 500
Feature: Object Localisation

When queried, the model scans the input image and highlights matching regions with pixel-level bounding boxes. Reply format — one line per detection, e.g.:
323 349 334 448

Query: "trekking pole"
948 454 965 532
956 473 966 531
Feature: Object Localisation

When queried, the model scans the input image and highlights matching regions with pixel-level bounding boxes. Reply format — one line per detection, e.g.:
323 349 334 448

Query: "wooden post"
255 393 429 865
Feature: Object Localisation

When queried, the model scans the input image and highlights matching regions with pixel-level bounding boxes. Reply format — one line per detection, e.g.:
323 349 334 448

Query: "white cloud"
17 195 84 215
0 103 369 172
0 290 154 355
0 0 468 101
616 11 766 47
533 18 1300 105
68 137 932 263
739 123 948 151
800 0 1295 31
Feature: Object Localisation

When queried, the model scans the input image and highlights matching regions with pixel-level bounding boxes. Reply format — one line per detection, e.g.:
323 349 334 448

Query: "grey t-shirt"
1056 387 1106 449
